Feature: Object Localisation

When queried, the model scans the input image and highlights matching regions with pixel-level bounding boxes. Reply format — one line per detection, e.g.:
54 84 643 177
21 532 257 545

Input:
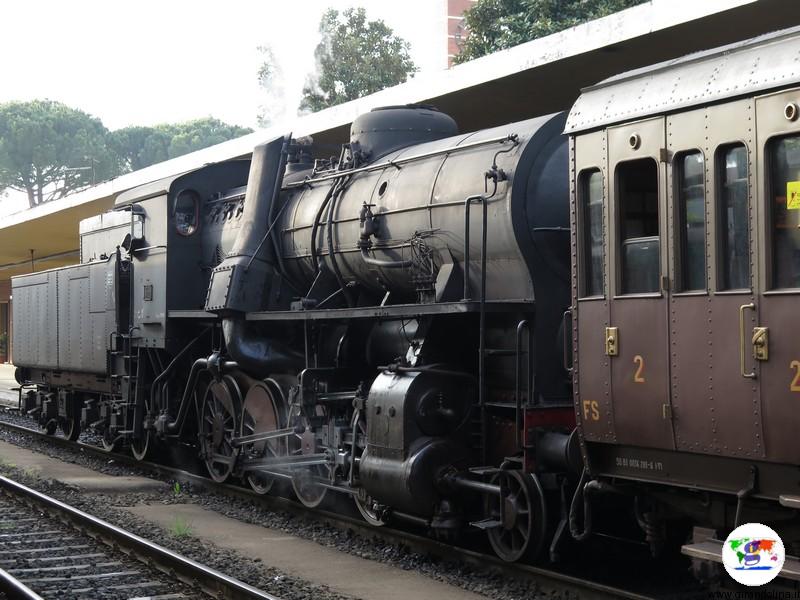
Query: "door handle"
739 303 756 379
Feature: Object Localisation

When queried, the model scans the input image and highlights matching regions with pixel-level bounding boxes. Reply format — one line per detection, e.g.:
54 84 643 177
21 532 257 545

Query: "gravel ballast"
0 408 693 599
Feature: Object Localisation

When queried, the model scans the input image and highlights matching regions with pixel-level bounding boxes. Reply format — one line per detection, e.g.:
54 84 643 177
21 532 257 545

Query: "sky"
0 0 447 213
0 0 446 131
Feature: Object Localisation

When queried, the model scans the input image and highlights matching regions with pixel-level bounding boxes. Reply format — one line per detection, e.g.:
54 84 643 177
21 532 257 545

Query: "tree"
0 100 115 207
166 117 252 157
108 125 171 173
0 101 252 208
110 117 253 174
300 8 415 113
454 0 646 64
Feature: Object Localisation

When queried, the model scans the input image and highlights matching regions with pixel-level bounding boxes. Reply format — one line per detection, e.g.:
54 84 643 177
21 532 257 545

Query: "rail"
0 566 43 600
0 417 664 600
0 474 280 600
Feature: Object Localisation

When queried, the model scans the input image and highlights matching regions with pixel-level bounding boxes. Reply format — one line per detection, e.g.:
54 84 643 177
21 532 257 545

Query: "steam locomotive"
11 27 800 574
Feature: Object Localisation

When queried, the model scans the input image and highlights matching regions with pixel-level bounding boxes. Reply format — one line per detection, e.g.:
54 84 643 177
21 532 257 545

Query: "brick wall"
447 0 478 66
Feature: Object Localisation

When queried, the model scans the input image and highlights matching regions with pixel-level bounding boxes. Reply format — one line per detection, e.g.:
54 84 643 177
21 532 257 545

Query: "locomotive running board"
681 540 800 581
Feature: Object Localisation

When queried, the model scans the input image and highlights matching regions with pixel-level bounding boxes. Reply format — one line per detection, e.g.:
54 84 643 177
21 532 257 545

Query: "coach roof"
565 25 800 134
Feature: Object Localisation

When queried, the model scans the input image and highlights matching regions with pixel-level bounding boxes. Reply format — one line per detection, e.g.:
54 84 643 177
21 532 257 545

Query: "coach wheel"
485 470 547 562
59 416 81 442
131 428 152 461
240 379 287 495
200 375 242 483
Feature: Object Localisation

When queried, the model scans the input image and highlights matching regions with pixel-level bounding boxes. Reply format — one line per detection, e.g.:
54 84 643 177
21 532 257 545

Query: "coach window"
717 144 750 290
580 169 604 297
676 151 706 291
617 159 660 294
768 135 800 289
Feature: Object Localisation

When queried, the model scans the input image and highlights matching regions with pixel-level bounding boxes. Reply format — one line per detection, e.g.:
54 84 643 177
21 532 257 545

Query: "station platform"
0 364 16 407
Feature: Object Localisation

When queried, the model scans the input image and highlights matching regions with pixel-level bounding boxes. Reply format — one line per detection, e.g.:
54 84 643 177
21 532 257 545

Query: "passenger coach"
568 28 800 570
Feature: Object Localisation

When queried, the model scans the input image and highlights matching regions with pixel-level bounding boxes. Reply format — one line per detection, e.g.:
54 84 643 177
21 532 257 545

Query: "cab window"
174 189 200 236
579 169 604 297
676 151 706 291
717 145 749 290
768 135 800 289
617 159 660 294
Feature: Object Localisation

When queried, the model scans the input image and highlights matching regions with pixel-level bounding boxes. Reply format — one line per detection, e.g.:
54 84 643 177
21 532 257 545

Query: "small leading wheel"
485 470 548 562
200 375 242 483
354 489 384 526
350 414 383 526
239 379 287 495
44 419 57 436
59 416 81 442
130 428 152 461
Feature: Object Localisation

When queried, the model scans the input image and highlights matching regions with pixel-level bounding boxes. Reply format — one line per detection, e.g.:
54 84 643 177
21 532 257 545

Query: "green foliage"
109 117 252 174
169 516 193 538
0 100 252 209
454 0 647 64
107 125 170 173
0 100 115 208
300 8 415 113
172 481 182 496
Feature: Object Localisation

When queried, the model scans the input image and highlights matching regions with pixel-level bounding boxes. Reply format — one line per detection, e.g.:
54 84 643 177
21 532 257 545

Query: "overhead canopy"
2 0 800 281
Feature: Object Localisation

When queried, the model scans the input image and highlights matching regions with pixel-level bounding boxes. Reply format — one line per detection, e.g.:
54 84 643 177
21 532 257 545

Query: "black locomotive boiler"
13 105 578 562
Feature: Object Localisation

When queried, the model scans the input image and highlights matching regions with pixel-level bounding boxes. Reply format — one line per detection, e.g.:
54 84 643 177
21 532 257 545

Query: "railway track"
0 413 684 600
0 470 278 600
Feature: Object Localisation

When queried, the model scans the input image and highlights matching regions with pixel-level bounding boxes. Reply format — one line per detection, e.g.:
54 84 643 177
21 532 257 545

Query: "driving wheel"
289 411 329 508
130 428 152 461
200 375 242 483
239 379 287 494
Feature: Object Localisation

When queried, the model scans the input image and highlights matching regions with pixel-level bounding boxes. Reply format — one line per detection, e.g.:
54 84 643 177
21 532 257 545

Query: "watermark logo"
722 523 785 586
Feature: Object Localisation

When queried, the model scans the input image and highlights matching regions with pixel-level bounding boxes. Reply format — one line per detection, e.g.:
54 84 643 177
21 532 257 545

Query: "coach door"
666 102 763 459
755 89 800 464
573 131 614 444
606 117 674 450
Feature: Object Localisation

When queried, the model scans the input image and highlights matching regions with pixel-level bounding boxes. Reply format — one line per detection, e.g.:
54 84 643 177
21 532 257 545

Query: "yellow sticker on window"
788 181 800 210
